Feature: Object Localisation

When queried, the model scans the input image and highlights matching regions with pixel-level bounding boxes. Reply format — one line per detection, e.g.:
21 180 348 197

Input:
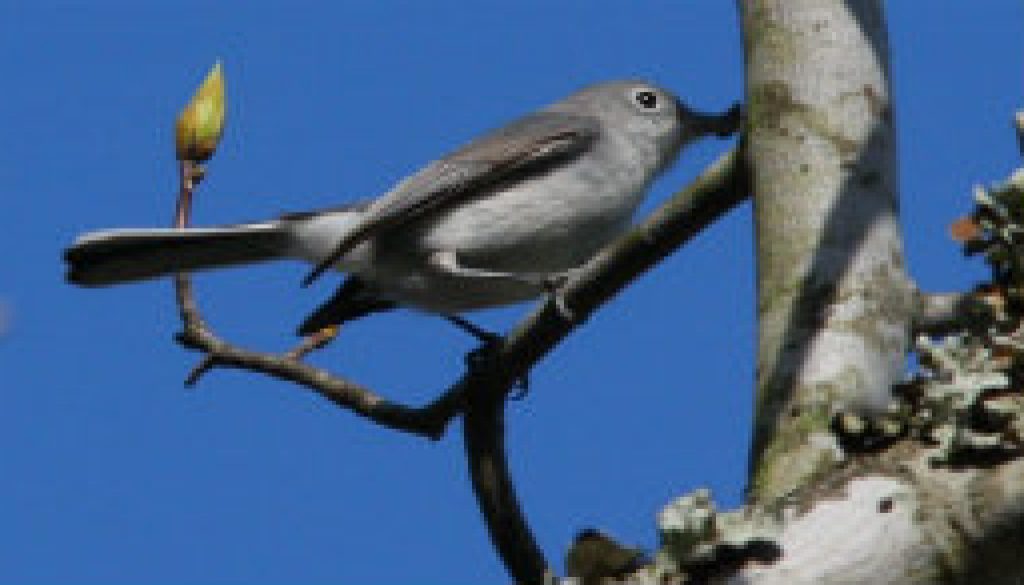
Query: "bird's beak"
678 101 744 139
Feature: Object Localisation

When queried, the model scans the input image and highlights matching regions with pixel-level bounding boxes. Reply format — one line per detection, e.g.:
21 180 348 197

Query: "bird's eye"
634 90 658 109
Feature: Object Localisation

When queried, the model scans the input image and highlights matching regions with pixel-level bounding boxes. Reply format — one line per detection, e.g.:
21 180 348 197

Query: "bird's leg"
442 314 530 400
429 250 577 321
527 266 585 321
285 325 339 361
539 271 577 322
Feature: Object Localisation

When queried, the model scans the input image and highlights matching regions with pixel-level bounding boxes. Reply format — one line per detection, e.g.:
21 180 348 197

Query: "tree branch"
170 160 454 440
463 382 550 584
168 144 748 583
174 317 458 438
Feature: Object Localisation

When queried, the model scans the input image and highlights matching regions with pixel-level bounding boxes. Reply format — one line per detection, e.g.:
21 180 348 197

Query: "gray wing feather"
302 111 599 285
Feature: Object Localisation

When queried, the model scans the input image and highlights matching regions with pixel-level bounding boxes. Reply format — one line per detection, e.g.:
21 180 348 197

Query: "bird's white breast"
289 130 662 313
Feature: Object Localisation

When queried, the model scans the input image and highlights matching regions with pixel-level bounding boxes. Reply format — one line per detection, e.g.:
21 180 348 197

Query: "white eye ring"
629 87 661 111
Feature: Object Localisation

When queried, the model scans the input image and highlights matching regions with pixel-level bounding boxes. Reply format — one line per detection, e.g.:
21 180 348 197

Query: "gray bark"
741 0 913 503
644 3 1024 584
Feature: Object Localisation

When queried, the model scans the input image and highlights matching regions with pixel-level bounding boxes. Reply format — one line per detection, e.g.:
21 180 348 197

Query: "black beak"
678 101 744 138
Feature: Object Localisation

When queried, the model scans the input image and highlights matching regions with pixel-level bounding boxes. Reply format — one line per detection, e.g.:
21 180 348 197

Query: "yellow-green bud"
175 61 226 162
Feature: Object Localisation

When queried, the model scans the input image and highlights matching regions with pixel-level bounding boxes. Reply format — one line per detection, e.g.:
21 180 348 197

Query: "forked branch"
167 143 748 583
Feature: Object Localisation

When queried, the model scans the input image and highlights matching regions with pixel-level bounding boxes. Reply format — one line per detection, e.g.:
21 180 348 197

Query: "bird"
64 80 739 340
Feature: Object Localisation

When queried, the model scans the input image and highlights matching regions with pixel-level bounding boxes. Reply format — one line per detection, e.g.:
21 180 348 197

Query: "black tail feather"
297 277 396 336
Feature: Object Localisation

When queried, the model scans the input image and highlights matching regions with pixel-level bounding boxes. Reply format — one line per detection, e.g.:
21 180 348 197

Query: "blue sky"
2 2 1021 583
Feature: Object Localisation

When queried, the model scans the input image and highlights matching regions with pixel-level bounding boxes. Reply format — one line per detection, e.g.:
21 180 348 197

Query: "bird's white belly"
364 164 648 312
288 156 652 313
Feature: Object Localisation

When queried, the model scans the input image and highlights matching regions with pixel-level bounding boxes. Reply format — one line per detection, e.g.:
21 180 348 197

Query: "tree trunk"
742 0 912 503
649 3 1024 584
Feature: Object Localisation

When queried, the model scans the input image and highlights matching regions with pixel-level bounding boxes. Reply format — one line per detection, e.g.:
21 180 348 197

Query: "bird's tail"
64 221 290 286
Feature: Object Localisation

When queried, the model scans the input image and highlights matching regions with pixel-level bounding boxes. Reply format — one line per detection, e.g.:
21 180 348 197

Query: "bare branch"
169 160 452 440
173 321 458 438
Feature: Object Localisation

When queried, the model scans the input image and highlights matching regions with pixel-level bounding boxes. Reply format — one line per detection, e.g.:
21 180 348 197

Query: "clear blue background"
2 2 1020 583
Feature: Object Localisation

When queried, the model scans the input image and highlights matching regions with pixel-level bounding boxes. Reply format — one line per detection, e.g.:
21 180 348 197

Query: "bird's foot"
285 325 339 361
540 270 578 322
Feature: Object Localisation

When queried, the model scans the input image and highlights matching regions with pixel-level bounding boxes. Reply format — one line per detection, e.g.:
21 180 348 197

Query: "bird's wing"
302 111 600 285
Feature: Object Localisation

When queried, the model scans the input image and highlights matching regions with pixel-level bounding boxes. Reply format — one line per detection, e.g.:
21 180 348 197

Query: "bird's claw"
285 325 339 361
540 272 575 322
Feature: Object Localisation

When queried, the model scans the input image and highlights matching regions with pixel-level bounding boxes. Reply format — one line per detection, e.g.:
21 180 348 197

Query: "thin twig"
169 159 454 440
172 323 456 437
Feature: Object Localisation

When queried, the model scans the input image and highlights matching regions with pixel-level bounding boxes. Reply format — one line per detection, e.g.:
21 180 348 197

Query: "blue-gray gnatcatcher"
64 80 738 336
